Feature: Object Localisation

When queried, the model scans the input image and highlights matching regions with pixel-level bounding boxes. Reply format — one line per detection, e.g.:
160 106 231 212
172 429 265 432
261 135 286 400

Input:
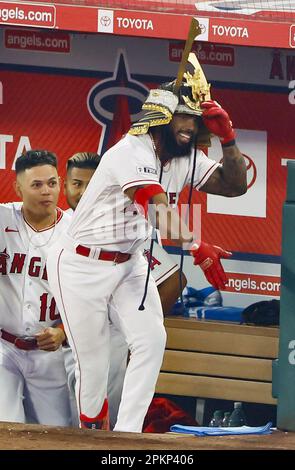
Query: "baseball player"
64 153 185 311
0 150 72 426
63 151 186 429
47 68 246 433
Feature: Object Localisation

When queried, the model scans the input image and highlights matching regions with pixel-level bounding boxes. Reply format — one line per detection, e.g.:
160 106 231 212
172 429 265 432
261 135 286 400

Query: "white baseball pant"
47 241 166 432
0 339 72 426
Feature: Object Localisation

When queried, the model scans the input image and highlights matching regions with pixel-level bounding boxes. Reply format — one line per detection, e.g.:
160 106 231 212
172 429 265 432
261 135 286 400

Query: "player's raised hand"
201 100 235 145
36 327 66 351
190 240 232 290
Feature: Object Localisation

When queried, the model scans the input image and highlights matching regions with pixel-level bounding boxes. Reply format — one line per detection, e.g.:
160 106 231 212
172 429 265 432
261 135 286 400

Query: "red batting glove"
201 100 235 145
190 240 232 290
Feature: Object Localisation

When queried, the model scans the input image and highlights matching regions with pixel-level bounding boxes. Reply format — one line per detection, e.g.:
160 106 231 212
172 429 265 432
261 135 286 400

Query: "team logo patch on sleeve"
137 166 157 175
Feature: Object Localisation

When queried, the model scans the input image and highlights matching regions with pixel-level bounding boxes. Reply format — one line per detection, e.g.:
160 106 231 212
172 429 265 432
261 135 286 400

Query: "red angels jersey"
68 133 219 253
0 203 72 336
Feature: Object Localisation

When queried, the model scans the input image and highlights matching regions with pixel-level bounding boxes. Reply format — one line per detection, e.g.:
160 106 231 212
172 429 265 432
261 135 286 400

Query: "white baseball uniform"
0 203 72 426
62 209 179 428
107 135 218 428
107 239 181 428
47 133 218 432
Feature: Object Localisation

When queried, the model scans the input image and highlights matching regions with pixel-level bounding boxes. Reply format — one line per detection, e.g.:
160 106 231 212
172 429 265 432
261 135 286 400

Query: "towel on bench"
170 422 272 436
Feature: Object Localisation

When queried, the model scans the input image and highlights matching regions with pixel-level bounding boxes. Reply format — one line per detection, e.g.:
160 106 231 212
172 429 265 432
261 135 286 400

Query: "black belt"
1 329 38 350
76 245 131 263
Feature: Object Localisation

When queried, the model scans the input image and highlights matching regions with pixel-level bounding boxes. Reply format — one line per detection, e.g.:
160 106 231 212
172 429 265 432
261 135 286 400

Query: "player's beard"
161 124 194 159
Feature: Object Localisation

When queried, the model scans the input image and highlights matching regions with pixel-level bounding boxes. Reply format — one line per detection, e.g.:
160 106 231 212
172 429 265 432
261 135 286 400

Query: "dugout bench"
156 317 279 406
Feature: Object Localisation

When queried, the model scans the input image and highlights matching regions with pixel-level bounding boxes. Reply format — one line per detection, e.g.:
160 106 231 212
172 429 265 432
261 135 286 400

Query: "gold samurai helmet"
129 53 212 146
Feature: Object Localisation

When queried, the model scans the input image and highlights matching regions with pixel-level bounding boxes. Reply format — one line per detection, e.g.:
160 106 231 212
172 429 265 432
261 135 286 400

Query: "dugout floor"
0 422 295 450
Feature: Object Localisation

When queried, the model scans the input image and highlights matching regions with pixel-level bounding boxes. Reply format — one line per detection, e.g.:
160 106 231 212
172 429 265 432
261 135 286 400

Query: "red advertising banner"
0 1 56 28
179 87 294 257
0 1 294 48
4 28 71 52
0 70 100 208
169 42 235 66
226 273 281 296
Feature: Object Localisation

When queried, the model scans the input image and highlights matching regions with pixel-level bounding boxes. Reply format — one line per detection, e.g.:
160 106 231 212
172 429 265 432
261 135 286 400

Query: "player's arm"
125 185 231 290
199 100 247 197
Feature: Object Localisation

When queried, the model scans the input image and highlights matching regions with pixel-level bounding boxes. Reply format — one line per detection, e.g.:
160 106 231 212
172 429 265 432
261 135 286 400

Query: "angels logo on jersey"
87 50 149 155
143 249 161 270
0 250 48 279
0 249 10 271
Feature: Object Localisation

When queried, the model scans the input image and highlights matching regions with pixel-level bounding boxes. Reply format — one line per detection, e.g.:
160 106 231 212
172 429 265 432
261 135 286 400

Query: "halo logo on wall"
87 50 149 154
207 129 267 218
243 154 257 190
219 151 257 190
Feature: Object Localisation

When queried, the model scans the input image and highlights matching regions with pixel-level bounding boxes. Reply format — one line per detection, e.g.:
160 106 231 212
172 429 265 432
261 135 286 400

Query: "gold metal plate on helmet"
182 52 211 113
